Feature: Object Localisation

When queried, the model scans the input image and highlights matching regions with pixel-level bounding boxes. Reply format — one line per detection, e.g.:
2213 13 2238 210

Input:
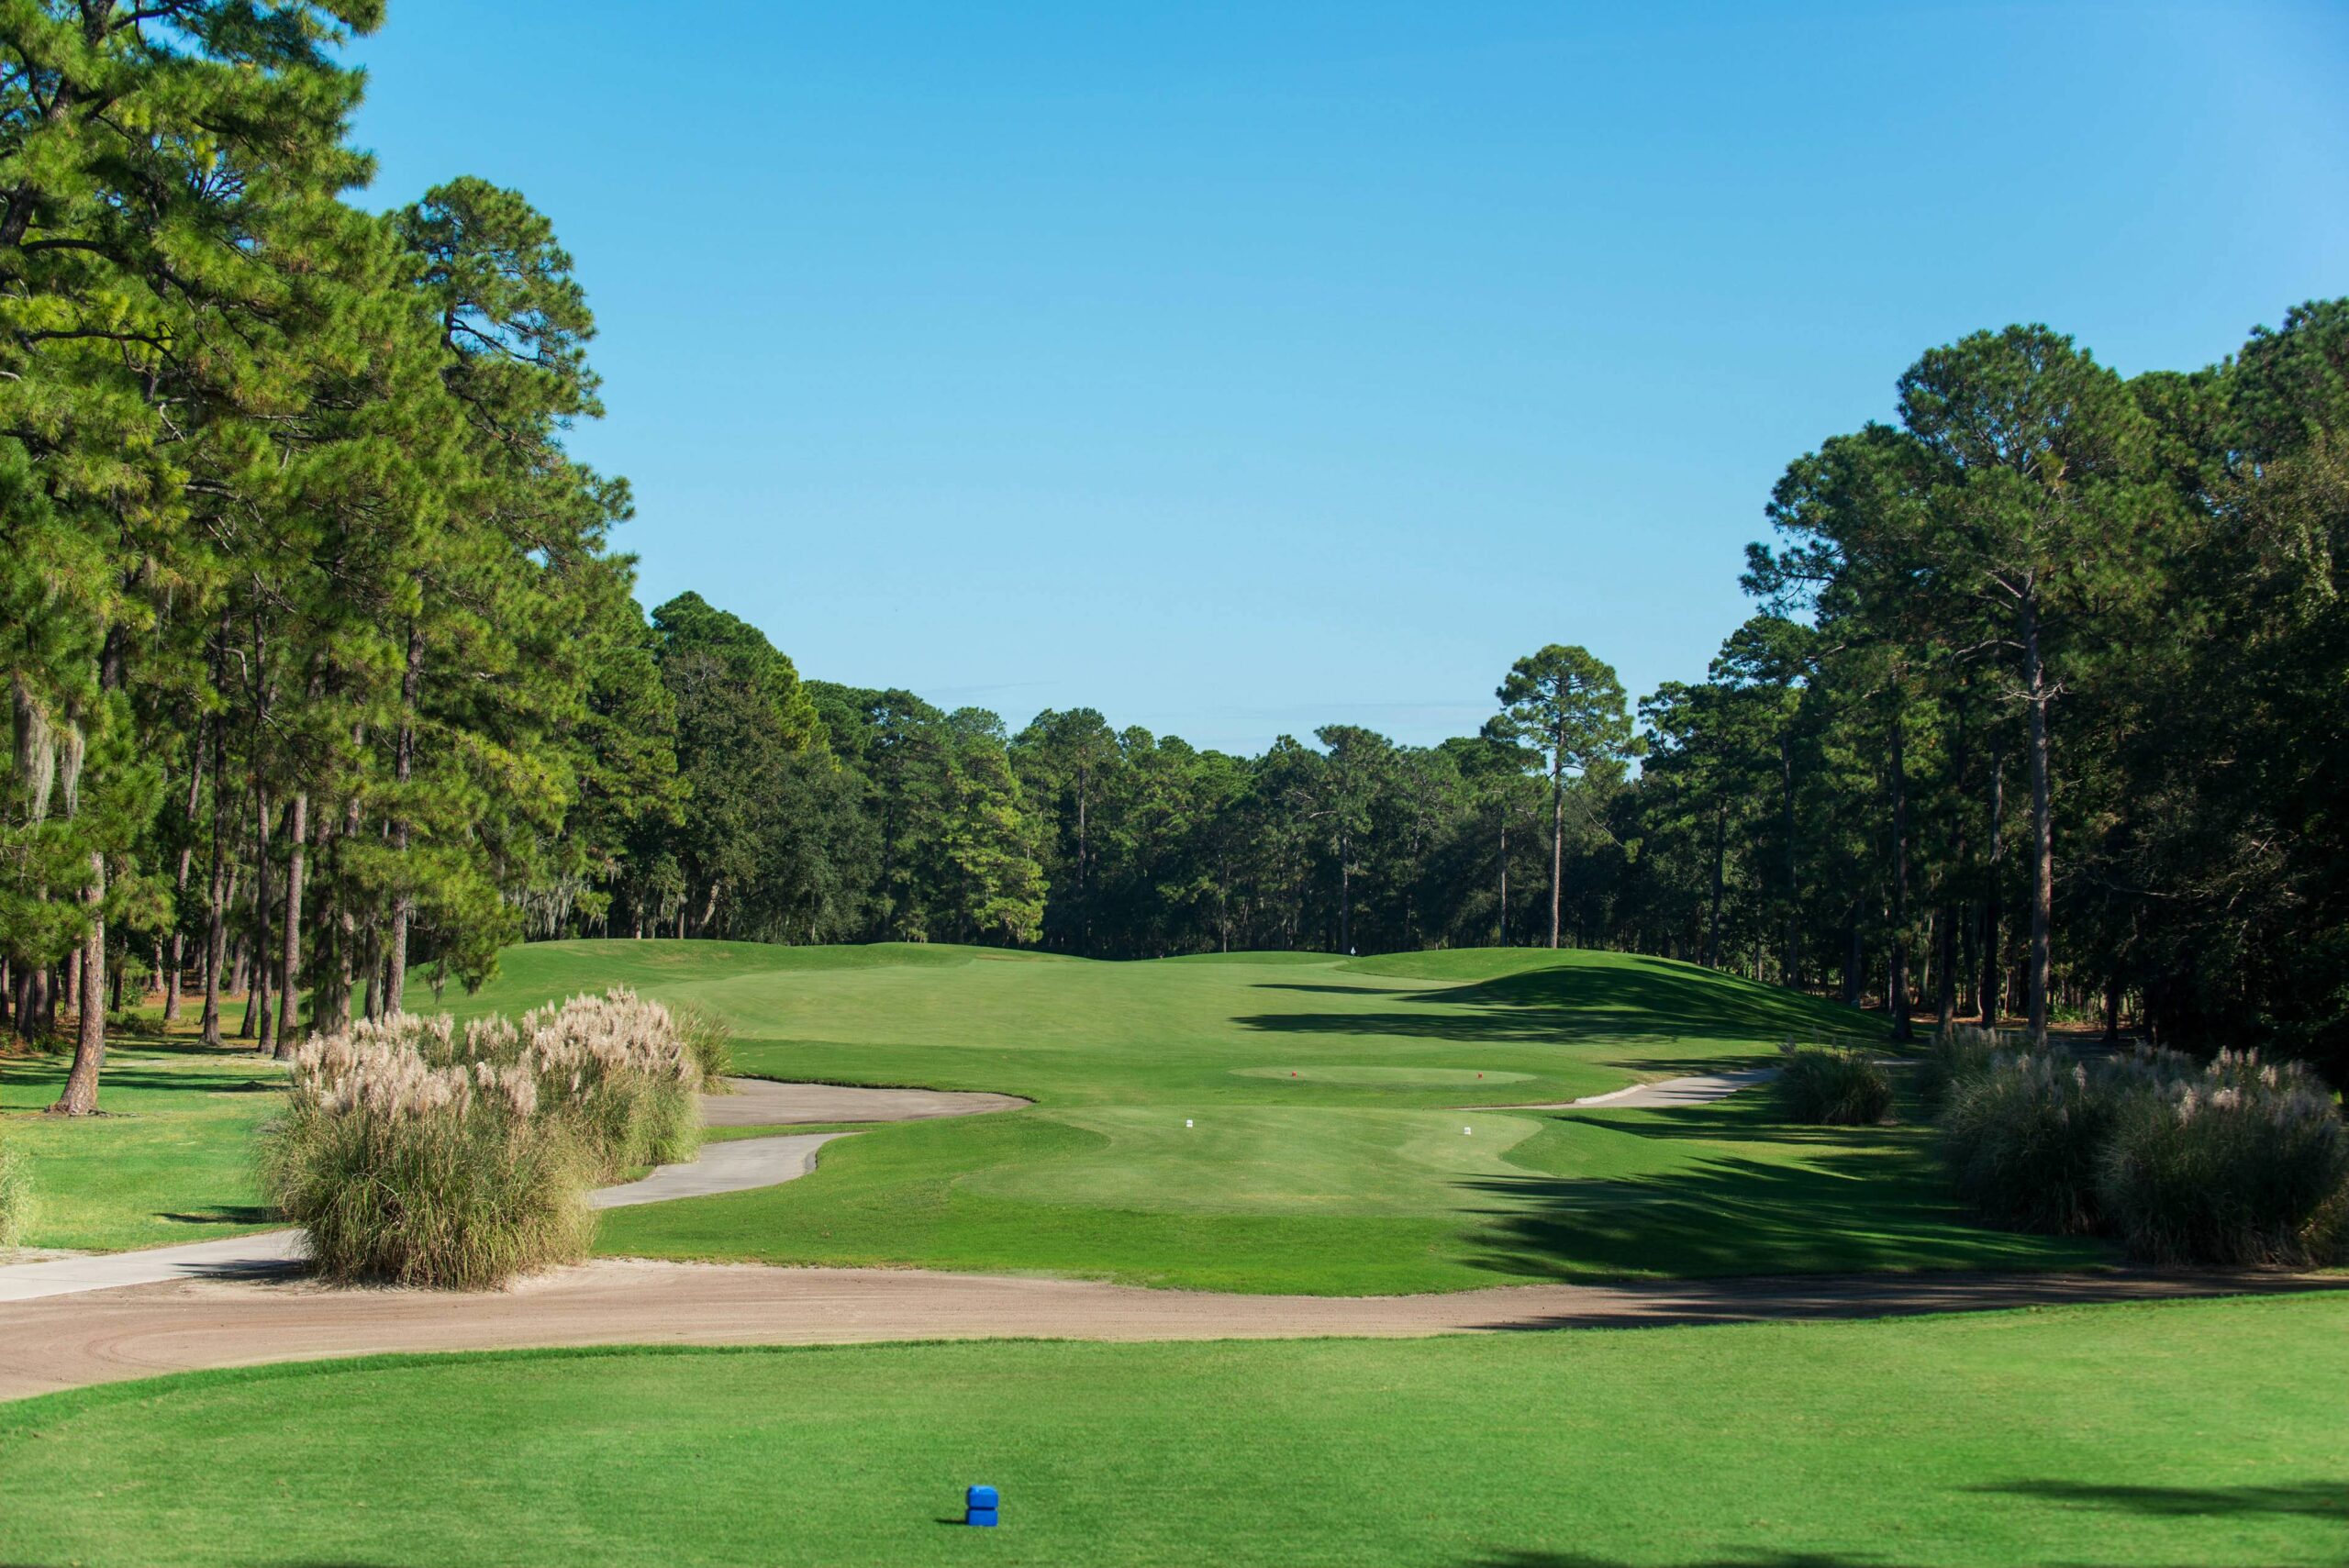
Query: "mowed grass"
481 940 2099 1292
4 941 2102 1285
0 1036 283 1251
4 1293 2343 1567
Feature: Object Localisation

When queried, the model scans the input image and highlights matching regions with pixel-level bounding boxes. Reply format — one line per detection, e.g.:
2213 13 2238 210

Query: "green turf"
0 1036 284 1251
466 940 2098 1291
6 941 2107 1285
3 1292 2341 1567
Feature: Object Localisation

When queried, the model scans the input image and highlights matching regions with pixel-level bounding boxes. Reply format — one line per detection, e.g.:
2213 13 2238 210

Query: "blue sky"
351 2 2346 752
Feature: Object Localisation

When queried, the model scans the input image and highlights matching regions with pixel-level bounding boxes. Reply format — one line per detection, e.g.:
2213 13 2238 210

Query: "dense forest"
6 3 2349 1114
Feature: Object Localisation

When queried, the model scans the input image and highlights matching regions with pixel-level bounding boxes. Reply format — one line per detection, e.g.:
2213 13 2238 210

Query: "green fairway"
3 1292 2341 1567
0 1037 284 1251
6 940 2109 1286
492 940 2096 1292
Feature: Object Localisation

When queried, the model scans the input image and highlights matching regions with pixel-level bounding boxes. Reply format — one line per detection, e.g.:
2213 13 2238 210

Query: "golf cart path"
2 1064 2340 1401
0 1080 1025 1305
1 1260 2334 1403
1485 1064 1780 1110
0 1070 1725 1305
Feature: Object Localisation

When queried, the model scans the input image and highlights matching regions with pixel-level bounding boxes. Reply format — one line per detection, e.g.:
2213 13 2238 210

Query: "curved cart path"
0 1260 2335 1403
8 1062 2330 1404
1486 1064 1782 1110
0 1079 1024 1305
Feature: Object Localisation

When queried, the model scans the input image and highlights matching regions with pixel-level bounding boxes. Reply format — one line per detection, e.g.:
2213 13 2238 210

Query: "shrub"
2098 1051 2349 1267
260 1028 591 1288
449 989 703 1177
1773 1041 1894 1125
676 1004 735 1092
1937 1047 2129 1235
1919 1025 2006 1111
260 988 703 1288
0 1134 31 1247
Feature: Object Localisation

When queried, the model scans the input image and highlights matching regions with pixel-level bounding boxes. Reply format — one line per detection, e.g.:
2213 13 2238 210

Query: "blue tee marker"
965 1485 999 1527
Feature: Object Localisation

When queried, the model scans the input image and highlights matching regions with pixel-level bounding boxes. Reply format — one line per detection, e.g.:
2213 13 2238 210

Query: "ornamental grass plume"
259 990 707 1288
2098 1050 2349 1267
507 988 701 1178
1773 1040 1895 1126
262 1018 586 1289
1937 1045 2129 1236
0 1129 30 1247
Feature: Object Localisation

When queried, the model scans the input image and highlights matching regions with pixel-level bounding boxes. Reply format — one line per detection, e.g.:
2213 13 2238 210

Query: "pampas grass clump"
1937 1046 2128 1236
675 1003 735 1092
262 1024 590 1289
261 988 706 1287
1773 1041 1894 1126
2099 1051 2349 1267
0 1133 31 1247
1920 1025 2006 1111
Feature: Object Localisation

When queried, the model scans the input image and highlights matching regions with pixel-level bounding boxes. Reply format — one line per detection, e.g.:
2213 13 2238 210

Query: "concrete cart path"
0 1079 1024 1305
1 1260 2336 1403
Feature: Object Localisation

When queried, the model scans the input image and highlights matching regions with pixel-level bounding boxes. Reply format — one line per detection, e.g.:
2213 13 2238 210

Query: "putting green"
1230 1064 1532 1085
963 1106 1545 1216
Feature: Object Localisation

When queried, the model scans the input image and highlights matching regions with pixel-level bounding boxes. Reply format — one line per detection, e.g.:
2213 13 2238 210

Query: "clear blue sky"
350 2 2345 753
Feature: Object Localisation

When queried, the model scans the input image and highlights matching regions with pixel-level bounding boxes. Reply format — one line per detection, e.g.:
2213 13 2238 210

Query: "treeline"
0 3 673 1108
608 306 2349 1092
8 8 2349 1116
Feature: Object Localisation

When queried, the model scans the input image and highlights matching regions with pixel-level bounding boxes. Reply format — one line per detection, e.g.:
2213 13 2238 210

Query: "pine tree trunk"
2021 595 2054 1047
251 784 275 1052
1887 703 1911 1043
1547 750 1564 950
1780 733 1798 986
1704 798 1726 968
1976 737 2004 1023
387 626 421 1013
50 851 107 1115
199 782 228 1046
277 791 306 1052
1339 831 1352 953
1497 815 1508 946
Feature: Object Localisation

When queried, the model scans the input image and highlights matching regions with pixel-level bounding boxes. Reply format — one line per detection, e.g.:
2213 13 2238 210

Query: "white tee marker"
1185 1119 1194 1129
1463 1126 1472 1135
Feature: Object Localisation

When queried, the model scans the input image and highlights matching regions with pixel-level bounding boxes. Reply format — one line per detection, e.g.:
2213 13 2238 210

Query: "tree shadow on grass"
1464 1555 2106 1568
161 1205 277 1226
1239 963 1883 1049
1453 1124 2106 1283
1978 1479 2349 1520
1468 1556 1964 1568
1 1059 279 1100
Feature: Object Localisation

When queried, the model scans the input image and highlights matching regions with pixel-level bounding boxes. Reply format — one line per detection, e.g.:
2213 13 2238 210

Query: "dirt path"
1 1259 2334 1402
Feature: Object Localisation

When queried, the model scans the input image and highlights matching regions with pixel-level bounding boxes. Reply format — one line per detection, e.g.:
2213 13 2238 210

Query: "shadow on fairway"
1454 1110 2105 1281
1468 1554 2168 1567
1979 1478 2349 1519
1239 962 1882 1047
161 1205 278 1226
